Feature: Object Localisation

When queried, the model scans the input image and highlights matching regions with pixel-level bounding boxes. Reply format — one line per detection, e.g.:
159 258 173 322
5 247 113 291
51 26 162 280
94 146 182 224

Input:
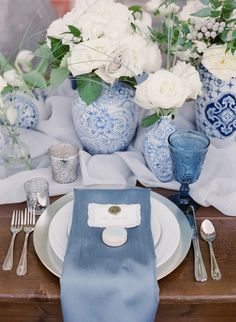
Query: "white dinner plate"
33 191 192 280
48 196 180 268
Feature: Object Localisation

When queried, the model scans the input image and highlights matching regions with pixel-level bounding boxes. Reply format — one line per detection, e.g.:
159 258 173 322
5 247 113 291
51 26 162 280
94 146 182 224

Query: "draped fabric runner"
0 80 236 216
60 188 159 322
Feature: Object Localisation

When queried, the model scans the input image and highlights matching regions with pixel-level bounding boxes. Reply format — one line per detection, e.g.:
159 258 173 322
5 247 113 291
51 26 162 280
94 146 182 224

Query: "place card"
88 203 141 228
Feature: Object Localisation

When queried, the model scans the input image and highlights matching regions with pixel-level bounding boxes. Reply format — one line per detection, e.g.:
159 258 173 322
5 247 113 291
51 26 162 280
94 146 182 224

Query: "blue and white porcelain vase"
144 116 176 182
196 65 236 139
72 81 138 155
3 90 47 129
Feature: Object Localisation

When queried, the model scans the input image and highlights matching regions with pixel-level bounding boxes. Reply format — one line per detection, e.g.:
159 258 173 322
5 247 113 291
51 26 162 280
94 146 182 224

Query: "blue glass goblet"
168 130 210 211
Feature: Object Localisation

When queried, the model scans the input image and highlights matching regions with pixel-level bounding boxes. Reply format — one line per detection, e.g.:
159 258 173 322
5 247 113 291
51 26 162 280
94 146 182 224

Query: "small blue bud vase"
195 65 236 139
3 90 47 129
144 115 176 182
72 81 138 155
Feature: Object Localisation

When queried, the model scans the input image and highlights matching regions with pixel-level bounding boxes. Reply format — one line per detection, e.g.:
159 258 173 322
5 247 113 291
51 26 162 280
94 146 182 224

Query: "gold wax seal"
108 206 121 215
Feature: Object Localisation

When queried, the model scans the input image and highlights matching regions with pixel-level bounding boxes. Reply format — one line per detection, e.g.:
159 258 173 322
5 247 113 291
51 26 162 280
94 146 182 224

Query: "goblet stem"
179 183 190 206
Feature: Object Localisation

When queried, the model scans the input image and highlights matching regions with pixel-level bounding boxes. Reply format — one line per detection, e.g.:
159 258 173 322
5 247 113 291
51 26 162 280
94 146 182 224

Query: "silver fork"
2 210 24 271
16 208 36 276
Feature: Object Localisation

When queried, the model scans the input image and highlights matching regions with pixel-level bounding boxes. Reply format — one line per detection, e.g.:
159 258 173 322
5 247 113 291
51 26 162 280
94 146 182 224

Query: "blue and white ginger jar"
72 82 138 155
144 116 176 182
196 65 236 139
3 90 47 129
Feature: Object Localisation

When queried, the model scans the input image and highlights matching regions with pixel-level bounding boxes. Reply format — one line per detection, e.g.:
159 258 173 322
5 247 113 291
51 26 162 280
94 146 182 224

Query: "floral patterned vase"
144 116 176 182
3 90 47 129
195 65 236 139
72 82 138 155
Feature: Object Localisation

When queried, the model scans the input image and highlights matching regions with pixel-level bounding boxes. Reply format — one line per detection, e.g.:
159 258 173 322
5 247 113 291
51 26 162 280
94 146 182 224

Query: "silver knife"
186 206 207 282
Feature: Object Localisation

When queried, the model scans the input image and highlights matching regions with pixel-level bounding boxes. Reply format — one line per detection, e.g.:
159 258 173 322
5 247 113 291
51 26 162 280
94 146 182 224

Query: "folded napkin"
60 188 159 322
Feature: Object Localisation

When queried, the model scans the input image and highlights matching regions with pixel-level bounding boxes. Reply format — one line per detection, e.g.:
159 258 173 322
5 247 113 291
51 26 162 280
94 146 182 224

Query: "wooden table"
0 188 236 322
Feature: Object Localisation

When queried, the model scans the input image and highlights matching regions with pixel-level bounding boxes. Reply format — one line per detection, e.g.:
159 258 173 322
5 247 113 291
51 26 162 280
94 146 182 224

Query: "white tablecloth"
1 79 236 216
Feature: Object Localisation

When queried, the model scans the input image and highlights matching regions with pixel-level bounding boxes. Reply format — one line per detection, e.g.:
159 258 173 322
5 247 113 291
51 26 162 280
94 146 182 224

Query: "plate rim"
33 190 192 280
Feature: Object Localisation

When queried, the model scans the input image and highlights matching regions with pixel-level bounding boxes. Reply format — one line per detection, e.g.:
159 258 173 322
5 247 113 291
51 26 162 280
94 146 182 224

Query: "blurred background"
0 0 145 62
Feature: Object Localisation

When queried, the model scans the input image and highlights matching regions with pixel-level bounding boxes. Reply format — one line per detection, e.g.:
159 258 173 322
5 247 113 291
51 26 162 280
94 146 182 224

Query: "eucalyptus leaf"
209 0 221 9
50 68 70 88
1 85 13 96
23 71 47 89
191 8 211 17
0 53 13 73
200 0 209 5
141 113 160 128
211 10 221 17
77 74 103 105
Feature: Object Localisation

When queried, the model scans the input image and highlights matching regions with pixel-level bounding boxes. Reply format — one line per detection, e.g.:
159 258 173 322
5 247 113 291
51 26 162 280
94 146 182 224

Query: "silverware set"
187 206 222 282
2 208 36 276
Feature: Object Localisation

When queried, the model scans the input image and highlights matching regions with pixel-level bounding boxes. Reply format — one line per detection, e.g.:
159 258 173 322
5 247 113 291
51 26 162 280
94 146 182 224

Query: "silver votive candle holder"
24 177 50 215
48 143 79 184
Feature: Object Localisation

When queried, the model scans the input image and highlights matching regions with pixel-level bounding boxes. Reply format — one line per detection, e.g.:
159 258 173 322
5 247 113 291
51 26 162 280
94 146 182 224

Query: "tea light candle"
102 226 127 247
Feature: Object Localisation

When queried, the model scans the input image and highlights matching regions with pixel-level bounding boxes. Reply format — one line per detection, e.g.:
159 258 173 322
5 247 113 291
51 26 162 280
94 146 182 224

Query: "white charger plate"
33 191 192 280
48 196 179 268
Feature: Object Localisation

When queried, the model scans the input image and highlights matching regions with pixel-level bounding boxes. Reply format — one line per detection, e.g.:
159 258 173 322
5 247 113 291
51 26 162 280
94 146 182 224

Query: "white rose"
3 69 24 88
0 76 7 92
179 0 206 24
172 61 202 99
146 0 179 16
6 105 18 125
202 45 236 81
95 35 158 83
15 50 34 73
135 70 191 110
46 18 66 43
68 38 115 76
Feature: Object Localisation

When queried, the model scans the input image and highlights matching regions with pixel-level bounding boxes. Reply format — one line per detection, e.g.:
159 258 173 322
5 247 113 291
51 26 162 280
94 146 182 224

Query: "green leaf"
0 53 13 73
50 68 70 88
23 71 47 89
191 7 211 17
1 85 13 96
128 5 142 13
220 29 229 42
141 113 160 128
200 0 209 5
67 25 81 38
119 76 137 88
48 36 69 62
209 0 221 9
77 73 103 105
211 10 221 17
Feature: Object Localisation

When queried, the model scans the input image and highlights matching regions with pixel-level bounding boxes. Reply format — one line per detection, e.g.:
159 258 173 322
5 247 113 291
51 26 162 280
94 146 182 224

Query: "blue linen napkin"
60 188 159 322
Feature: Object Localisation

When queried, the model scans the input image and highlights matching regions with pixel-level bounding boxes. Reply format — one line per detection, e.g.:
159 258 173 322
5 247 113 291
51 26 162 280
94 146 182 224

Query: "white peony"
15 50 34 73
142 40 162 73
68 38 115 76
3 69 24 88
179 0 206 24
146 0 179 16
172 61 202 99
6 105 18 125
0 76 7 93
135 70 191 110
202 45 236 81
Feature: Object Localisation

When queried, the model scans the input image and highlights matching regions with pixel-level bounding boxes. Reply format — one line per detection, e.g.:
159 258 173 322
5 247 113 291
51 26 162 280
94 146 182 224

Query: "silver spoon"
200 219 222 280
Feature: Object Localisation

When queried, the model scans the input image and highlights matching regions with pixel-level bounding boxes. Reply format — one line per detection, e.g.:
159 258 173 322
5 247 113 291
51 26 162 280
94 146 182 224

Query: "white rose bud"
0 76 7 93
15 50 34 73
3 69 24 88
6 105 18 125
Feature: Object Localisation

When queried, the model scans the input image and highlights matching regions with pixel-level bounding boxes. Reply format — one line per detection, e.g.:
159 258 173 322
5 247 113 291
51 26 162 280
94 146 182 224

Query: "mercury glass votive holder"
48 143 79 184
24 177 49 215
